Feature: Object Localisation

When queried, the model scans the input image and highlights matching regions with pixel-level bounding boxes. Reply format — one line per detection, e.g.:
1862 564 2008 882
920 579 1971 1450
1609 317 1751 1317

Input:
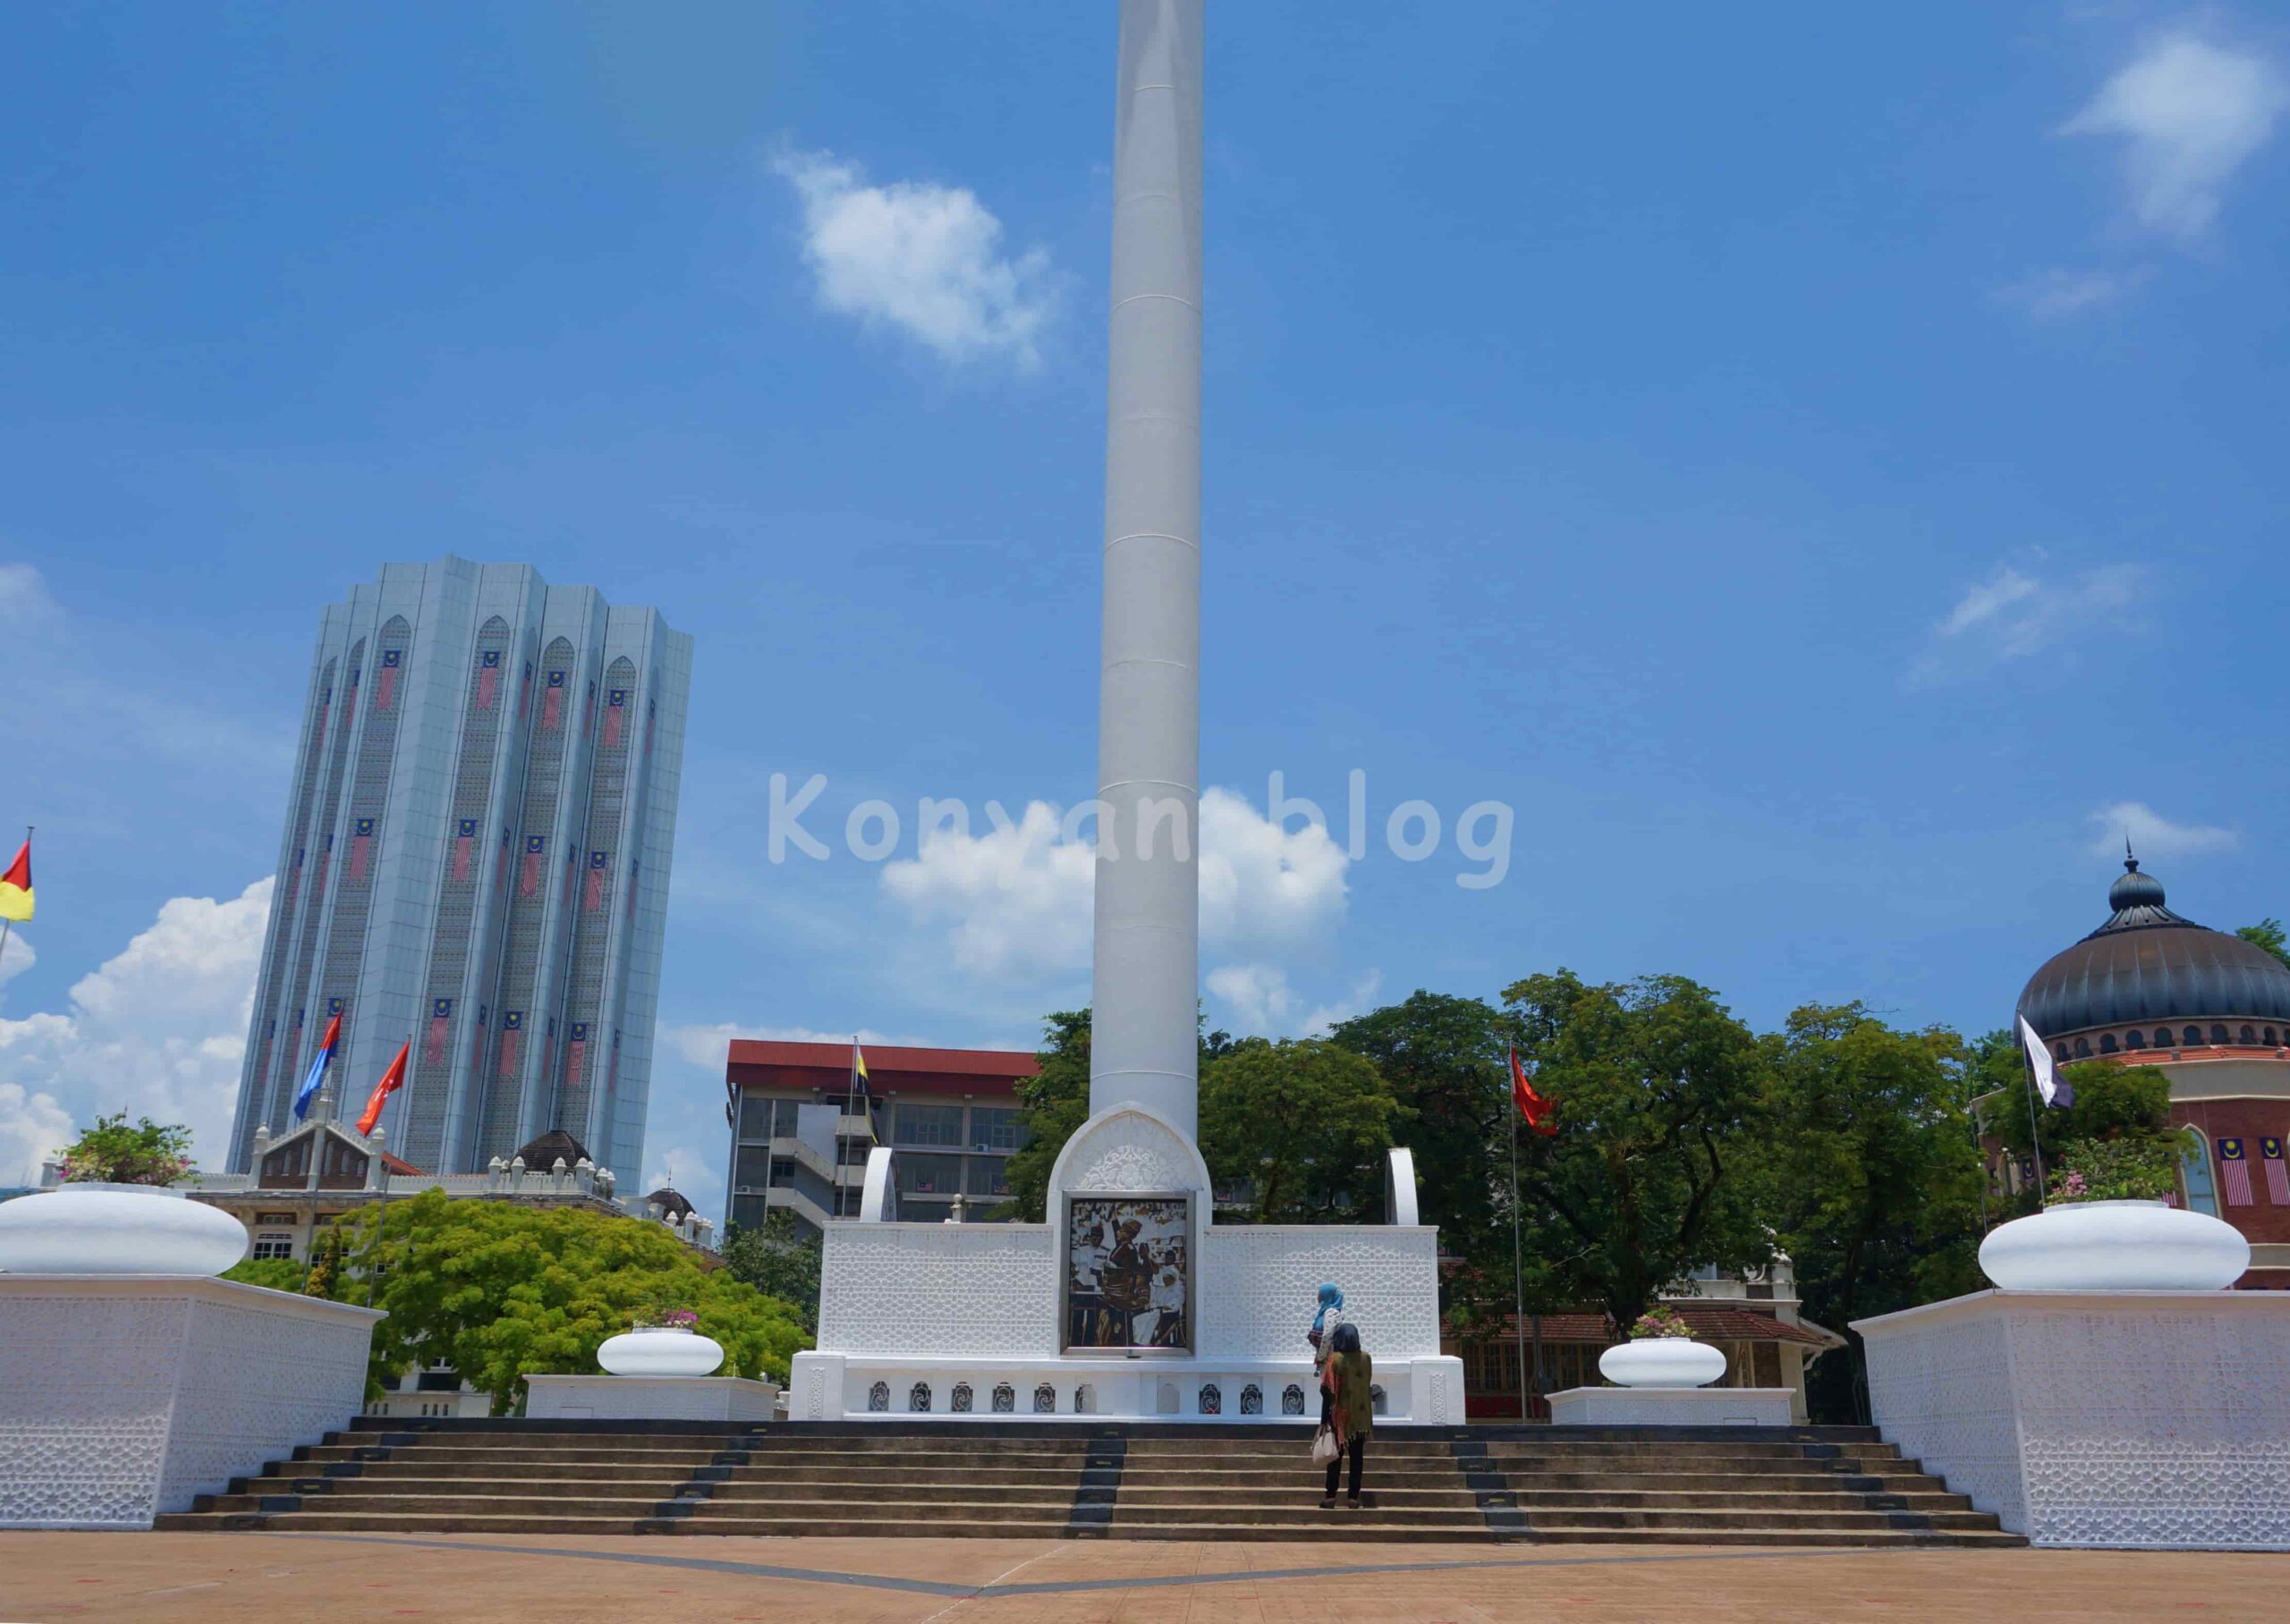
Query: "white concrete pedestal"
1855 1290 2290 1549
524 1374 779 1423
1546 1386 1795 1426
0 1275 382 1529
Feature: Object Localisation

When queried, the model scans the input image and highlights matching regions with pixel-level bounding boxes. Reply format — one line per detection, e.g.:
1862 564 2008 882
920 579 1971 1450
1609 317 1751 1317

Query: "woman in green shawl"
1319 1320 1372 1509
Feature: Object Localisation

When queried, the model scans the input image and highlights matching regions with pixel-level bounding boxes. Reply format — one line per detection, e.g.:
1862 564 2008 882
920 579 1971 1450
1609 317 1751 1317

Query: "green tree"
722 1208 824 1332
221 1256 309 1292
2238 918 2290 971
1198 1037 1402 1222
1501 970 1772 1331
1325 991 1548 1324
1755 1005 1986 1422
55 1112 195 1185
1984 1060 2175 1163
315 1191 810 1412
1003 1009 1093 1222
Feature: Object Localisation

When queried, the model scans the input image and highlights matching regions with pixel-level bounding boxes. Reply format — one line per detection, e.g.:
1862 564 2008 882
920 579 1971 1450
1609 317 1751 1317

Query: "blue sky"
3 2 2285 1214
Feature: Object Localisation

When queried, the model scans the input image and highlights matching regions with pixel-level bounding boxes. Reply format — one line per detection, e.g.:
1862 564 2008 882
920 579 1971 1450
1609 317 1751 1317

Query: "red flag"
1510 1046 1557 1137
355 1041 410 1136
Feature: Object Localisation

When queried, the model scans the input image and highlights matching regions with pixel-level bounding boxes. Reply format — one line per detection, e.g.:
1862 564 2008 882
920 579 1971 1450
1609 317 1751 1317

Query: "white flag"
2018 1014 2074 1108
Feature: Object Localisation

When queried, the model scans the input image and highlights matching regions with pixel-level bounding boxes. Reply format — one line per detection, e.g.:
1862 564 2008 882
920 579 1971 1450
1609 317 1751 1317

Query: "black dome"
2018 859 2290 1040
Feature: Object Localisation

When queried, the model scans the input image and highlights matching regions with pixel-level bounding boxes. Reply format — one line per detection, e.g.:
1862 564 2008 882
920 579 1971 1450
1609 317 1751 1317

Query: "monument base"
789 1350 1464 1423
1855 1289 2290 1550
0 1274 381 1529
1545 1386 1795 1426
524 1374 779 1423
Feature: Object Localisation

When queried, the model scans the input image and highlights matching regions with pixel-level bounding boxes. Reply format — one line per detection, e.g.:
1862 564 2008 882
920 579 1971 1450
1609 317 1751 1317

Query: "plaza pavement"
2 1533 2279 1622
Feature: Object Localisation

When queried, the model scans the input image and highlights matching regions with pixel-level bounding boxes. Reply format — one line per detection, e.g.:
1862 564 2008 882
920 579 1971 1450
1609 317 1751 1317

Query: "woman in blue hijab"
1310 1281 1345 1366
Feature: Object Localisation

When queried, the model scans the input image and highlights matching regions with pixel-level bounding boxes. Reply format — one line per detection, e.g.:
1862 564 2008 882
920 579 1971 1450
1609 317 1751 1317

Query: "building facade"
2014 856 2290 1287
723 1041 1039 1235
225 557 691 1185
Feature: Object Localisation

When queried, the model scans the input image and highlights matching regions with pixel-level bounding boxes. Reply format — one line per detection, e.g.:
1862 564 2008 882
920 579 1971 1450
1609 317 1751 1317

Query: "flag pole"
1506 1060 1529 1422
2023 1058 2048 1210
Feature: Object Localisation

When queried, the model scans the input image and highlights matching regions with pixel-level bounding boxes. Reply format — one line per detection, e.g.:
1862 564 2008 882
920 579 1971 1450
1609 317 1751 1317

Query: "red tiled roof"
1478 1307 1841 1350
726 1039 1039 1077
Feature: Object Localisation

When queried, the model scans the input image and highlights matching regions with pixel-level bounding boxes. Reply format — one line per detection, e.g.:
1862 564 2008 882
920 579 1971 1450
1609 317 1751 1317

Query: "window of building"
2073 1036 2091 1058
730 1193 767 1231
733 1145 773 1188
894 1104 963 1147
2180 1127 2219 1216
2099 1033 2118 1054
2211 1024 2231 1045
2268 1028 2280 1046
895 1152 962 1196
736 1091 779 1142
2185 1026 2203 1047
970 1106 1026 1152
2241 1025 2258 1045
965 1156 1012 1198
251 1232 296 1260
255 1211 296 1226
2125 1029 2145 1050
2053 1044 2069 1063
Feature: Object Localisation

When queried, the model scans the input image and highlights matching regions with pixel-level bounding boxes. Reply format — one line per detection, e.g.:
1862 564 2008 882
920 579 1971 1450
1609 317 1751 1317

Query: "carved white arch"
1386 1147 1420 1226
1046 1101 1211 1205
858 1146 898 1222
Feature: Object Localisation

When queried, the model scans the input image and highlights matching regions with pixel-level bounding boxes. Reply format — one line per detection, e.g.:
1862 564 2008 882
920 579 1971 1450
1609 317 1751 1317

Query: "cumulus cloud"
642 1143 717 1204
660 1021 929 1072
0 561 59 622
2062 32 2290 238
878 787 1351 985
771 148 1057 368
2086 802 2238 861
1207 964 1384 1039
1910 561 2147 685
0 876 271 1185
0 1081 72 1188
0 928 34 992
1993 266 2147 321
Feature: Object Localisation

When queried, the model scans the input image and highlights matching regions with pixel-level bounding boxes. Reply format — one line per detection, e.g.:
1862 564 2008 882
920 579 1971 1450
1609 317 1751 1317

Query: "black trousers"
1324 1433 1365 1500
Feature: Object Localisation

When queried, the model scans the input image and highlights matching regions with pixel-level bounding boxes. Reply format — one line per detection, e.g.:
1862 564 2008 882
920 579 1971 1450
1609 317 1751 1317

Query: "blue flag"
293 1011 343 1121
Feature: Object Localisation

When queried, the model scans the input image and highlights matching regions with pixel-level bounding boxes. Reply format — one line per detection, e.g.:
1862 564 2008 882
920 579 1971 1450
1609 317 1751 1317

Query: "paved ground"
2 1533 2278 1622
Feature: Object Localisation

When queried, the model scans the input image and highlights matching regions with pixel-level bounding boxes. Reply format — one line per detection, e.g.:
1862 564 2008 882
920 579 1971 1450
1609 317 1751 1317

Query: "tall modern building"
226 558 691 1185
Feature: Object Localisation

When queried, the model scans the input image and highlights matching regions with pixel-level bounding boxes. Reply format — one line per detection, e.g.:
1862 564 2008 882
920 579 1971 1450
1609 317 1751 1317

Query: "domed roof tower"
2017 854 2290 1055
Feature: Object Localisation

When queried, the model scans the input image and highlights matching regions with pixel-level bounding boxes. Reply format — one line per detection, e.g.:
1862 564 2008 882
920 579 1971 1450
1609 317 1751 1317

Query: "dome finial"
2125 833 2138 873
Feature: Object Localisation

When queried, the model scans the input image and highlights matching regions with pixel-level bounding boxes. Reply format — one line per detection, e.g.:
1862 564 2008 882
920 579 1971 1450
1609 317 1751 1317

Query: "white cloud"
771 148 1057 368
641 1143 717 1204
0 1081 72 1188
1207 964 1384 1039
659 1021 928 1072
1910 561 2148 685
0 561 59 622
0 876 271 1185
1994 266 2146 320
878 787 1351 986
2086 802 2238 861
2062 32 2290 238
0 928 34 992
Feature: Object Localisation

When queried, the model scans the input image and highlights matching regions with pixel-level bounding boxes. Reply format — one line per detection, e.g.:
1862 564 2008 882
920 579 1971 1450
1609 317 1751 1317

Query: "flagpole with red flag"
361 1036 411 1311
0 826 33 977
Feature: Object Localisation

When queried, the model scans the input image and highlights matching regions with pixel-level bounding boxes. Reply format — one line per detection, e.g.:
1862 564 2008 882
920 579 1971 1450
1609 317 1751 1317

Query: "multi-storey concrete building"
225 558 691 1185
722 1041 1039 1235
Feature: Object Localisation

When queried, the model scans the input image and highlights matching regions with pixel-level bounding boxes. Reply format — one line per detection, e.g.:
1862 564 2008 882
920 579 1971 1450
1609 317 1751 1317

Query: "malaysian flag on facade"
426 998 453 1067
522 834 545 897
542 669 565 730
453 818 477 883
2218 1137 2254 1205
584 850 607 911
2262 1136 2290 1205
376 647 402 710
498 1011 523 1076
476 648 501 710
603 688 627 749
565 1022 589 1092
348 817 376 884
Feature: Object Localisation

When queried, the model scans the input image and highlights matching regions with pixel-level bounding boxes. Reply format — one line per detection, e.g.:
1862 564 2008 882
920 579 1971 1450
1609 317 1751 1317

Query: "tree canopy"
312 1191 810 1412
1501 970 1772 1330
2238 918 2290 971
1199 1036 1401 1222
721 1207 824 1332
55 1112 195 1185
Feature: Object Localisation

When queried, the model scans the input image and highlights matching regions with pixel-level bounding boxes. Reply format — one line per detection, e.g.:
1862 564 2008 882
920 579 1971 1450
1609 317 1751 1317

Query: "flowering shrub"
634 1305 700 1332
55 1113 195 1186
1630 1305 1692 1341
2047 1137 2176 1204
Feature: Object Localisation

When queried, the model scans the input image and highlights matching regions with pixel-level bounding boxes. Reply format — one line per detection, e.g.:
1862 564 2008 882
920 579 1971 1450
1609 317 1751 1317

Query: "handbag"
1310 1422 1340 1467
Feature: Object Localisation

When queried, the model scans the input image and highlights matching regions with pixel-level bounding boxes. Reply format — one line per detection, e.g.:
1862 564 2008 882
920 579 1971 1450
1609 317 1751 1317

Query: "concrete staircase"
156 1418 2023 1546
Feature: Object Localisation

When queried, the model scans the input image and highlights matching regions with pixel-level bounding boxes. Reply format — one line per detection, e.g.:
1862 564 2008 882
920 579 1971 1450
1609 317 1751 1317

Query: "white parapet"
1546 1386 1795 1427
525 1375 778 1424
1855 1289 2290 1550
0 1275 382 1529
